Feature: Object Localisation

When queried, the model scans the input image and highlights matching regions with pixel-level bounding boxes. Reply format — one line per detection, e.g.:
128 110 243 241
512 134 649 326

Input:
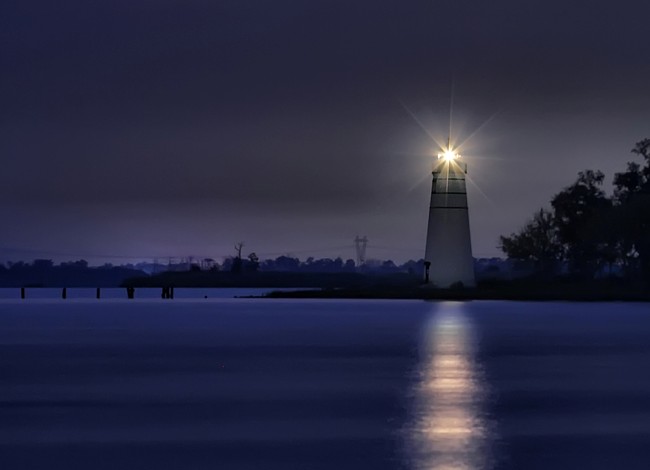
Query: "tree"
246 252 260 272
343 259 356 272
231 242 245 274
613 139 650 281
32 259 54 270
500 140 650 282
550 170 612 279
273 256 300 271
499 208 562 277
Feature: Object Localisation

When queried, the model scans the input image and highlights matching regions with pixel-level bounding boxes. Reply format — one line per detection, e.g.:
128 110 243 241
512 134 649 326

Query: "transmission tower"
354 235 368 267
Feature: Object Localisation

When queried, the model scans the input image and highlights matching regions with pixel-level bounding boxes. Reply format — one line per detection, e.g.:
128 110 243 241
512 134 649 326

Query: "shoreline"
261 285 650 302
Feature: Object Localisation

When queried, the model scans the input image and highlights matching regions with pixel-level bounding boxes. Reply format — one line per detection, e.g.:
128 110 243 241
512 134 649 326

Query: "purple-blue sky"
2 0 649 264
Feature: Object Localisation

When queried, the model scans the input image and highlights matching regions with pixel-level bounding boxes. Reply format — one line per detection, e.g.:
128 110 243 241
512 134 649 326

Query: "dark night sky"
2 0 649 264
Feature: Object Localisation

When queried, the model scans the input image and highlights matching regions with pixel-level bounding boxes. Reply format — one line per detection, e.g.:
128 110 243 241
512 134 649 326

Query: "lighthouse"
423 142 475 287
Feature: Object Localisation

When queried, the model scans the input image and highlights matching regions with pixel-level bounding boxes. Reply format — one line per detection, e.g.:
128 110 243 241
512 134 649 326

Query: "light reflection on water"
406 302 493 470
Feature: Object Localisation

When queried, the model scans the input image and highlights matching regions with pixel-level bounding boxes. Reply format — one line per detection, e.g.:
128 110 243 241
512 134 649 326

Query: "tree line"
500 139 650 282
0 259 147 287
0 255 428 287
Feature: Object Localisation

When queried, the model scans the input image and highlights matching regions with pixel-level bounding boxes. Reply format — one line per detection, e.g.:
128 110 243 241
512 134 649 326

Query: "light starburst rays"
449 77 455 148
453 108 502 151
399 100 499 207
445 159 450 195
462 154 508 161
441 153 496 207
464 172 497 208
399 100 448 151
408 172 435 193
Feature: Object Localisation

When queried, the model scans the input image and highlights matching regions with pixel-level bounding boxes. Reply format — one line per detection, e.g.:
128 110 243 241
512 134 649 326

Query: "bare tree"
234 242 244 259
231 242 245 274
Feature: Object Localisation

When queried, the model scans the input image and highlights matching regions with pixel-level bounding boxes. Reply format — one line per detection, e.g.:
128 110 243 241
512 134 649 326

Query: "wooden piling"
161 286 174 299
62 287 67 299
21 287 25 299
96 287 101 299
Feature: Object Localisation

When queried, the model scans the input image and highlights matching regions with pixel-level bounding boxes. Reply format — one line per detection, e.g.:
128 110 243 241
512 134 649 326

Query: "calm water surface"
1 298 650 469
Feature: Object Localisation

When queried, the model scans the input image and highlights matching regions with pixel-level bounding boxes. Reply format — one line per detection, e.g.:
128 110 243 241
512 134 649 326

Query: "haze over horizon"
3 0 649 264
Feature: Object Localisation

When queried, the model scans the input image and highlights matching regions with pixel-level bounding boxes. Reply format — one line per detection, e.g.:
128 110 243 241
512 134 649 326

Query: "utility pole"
354 236 368 267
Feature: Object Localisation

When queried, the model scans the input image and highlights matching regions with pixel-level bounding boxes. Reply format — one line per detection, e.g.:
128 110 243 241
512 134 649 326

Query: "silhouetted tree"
61 259 89 269
246 252 260 272
499 208 562 277
0 259 146 287
33 259 54 270
613 139 650 280
501 141 650 282
234 242 244 259
379 260 398 273
271 256 300 271
231 242 244 274
401 259 424 276
343 259 356 272
551 170 612 279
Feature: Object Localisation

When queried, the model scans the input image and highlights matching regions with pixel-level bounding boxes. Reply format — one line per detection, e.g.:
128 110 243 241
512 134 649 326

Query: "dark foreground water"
1 299 650 469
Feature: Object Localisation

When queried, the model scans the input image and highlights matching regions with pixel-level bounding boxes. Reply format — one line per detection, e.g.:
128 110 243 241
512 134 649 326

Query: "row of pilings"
18 287 175 299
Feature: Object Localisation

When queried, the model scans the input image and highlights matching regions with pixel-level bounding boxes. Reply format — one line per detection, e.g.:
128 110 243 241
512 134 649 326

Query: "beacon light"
437 147 460 162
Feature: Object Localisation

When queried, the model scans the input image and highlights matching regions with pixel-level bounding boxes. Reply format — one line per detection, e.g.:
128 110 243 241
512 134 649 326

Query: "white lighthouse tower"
423 141 475 287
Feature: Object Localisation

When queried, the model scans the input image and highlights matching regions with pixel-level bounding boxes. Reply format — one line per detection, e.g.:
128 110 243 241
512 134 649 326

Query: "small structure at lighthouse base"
423 146 475 288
